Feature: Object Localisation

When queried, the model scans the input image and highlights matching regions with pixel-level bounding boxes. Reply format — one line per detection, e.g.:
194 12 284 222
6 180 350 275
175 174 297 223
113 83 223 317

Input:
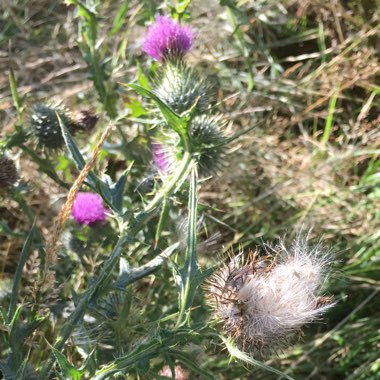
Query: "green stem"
38 152 193 379
176 167 198 328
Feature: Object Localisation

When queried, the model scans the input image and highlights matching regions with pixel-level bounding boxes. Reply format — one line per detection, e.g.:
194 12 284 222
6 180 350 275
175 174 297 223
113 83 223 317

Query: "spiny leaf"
128 83 186 135
8 222 36 320
221 336 295 380
52 347 84 380
57 113 98 187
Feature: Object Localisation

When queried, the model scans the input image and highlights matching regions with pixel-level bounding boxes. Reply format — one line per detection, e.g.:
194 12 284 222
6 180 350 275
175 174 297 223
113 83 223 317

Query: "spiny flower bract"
206 236 334 355
143 15 193 61
188 114 226 176
72 192 107 226
29 104 72 149
0 156 18 190
154 61 211 115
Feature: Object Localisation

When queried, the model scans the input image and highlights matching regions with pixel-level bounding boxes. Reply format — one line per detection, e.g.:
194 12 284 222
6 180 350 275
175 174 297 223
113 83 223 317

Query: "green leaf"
57 113 98 187
8 223 36 320
321 84 340 146
9 67 23 127
111 172 127 210
67 0 98 43
15 357 29 380
20 145 70 189
128 83 186 135
125 97 148 117
8 305 23 337
174 0 192 15
154 197 170 249
97 161 132 213
52 347 84 380
111 1 130 35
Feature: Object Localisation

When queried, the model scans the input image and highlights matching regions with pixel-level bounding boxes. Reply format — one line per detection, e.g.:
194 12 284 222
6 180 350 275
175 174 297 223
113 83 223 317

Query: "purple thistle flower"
143 15 193 61
152 141 171 175
72 192 107 226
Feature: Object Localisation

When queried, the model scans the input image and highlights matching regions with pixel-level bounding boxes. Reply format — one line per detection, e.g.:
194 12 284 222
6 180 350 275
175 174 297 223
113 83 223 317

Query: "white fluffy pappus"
206 235 335 355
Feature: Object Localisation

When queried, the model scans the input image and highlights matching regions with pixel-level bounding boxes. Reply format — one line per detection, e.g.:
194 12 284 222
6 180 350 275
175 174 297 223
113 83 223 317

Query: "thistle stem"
176 167 199 328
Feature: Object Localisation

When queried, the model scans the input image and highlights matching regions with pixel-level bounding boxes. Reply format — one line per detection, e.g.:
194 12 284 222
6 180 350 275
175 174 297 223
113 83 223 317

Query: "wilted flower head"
143 15 193 61
0 156 18 190
71 192 107 226
29 104 72 149
160 365 189 380
71 110 99 133
207 235 334 355
154 61 211 114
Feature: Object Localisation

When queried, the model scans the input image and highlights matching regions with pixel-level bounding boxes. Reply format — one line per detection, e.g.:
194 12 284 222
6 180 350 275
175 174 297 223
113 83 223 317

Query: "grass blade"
8 223 36 320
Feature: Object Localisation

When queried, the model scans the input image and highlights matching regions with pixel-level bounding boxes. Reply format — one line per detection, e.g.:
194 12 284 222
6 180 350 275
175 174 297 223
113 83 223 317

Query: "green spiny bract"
29 104 72 149
0 156 18 190
188 114 226 176
154 60 211 115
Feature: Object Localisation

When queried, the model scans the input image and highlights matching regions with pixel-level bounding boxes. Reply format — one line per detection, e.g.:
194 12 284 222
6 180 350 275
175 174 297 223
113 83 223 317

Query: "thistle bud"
206 236 334 355
154 61 211 114
0 156 18 190
29 104 72 149
188 114 226 175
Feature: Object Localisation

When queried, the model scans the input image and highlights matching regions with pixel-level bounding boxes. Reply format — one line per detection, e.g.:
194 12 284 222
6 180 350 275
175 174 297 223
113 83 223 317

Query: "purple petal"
143 15 193 61
72 192 107 226
152 141 170 174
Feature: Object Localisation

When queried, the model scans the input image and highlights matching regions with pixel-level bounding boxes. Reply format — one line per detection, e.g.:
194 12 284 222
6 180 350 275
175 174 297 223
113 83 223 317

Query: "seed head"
143 15 193 61
206 236 334 355
71 192 107 226
154 61 211 114
29 104 72 149
0 156 18 190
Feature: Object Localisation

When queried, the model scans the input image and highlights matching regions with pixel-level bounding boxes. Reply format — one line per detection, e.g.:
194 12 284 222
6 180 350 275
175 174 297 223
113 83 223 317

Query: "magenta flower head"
152 141 171 174
143 15 193 61
72 192 107 226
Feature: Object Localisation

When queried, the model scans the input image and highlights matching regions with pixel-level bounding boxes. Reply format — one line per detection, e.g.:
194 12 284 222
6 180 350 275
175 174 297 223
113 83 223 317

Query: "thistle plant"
0 9 337 380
